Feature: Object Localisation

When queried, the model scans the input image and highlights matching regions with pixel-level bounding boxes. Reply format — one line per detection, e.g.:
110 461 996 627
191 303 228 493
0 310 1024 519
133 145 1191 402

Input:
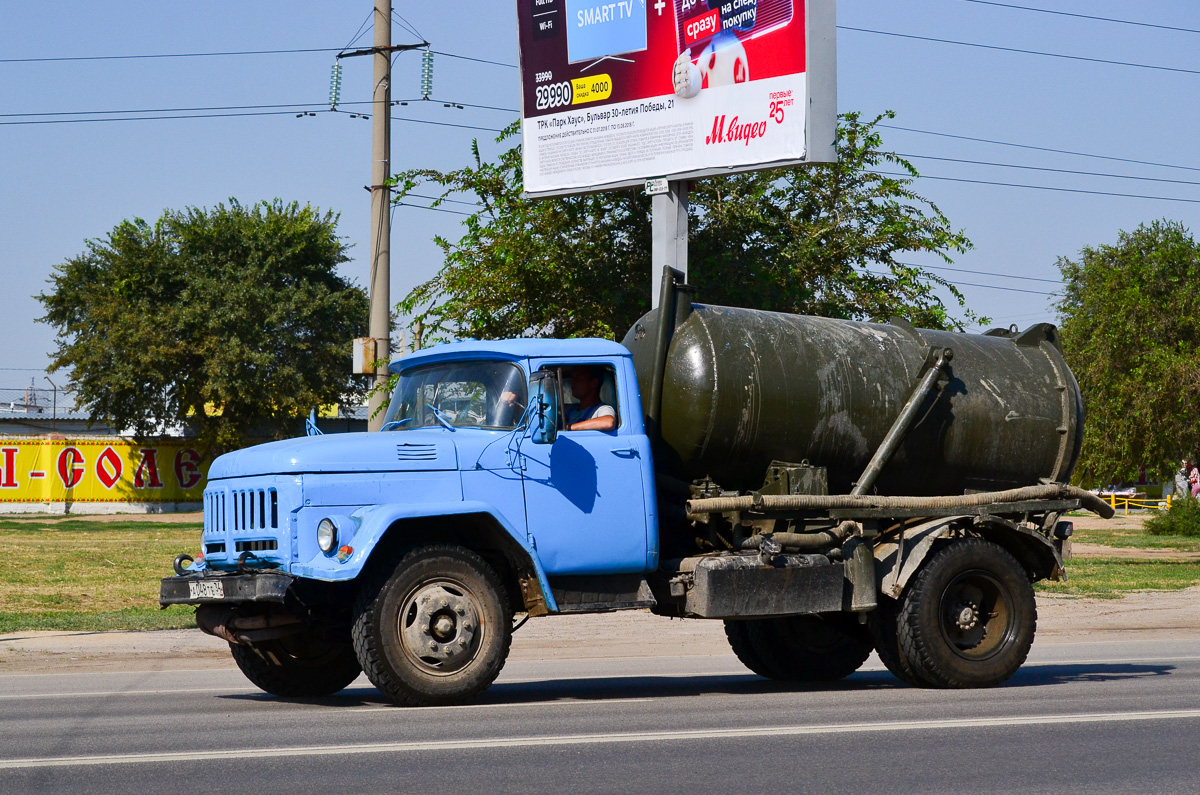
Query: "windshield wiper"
425 403 456 431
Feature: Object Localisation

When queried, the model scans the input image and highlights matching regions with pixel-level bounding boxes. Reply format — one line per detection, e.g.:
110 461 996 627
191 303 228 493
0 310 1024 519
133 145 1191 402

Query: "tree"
1056 219 1200 484
396 111 976 343
38 199 368 451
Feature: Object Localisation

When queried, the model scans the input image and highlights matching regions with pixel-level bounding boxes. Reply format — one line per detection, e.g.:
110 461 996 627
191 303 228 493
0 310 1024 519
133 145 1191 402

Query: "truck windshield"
382 361 528 431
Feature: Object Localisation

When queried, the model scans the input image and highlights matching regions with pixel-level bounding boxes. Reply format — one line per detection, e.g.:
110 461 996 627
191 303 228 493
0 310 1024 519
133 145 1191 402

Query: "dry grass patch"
0 517 201 632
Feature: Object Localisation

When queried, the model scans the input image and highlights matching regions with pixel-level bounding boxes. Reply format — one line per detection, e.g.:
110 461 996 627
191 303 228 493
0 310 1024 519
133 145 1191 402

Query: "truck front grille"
206 488 279 531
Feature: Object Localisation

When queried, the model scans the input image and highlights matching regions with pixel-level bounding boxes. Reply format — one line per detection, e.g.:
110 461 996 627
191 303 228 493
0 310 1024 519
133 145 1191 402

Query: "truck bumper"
160 571 295 607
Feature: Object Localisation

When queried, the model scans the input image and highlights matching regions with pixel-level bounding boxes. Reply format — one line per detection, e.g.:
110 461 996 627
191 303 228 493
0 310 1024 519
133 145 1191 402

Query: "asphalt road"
3 638 1200 794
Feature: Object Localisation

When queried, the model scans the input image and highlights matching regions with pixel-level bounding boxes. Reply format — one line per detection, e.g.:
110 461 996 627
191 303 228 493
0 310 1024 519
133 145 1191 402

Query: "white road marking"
4 709 1200 770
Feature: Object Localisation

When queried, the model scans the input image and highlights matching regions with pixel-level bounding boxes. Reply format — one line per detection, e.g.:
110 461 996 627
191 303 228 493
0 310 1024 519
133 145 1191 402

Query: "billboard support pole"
651 180 688 309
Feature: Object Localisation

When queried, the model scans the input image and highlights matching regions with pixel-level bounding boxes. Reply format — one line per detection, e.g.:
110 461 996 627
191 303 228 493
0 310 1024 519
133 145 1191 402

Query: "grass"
1037 558 1200 599
0 516 202 634
1070 522 1200 553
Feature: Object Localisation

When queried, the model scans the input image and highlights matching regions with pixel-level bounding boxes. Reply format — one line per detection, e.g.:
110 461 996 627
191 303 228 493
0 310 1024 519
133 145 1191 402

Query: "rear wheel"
353 545 512 707
723 620 777 679
867 595 921 686
726 614 873 682
897 538 1036 688
229 631 361 697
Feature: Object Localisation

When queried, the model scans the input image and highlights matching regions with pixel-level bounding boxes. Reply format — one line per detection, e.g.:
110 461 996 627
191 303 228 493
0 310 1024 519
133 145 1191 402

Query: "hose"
686 483 1115 520
737 521 858 551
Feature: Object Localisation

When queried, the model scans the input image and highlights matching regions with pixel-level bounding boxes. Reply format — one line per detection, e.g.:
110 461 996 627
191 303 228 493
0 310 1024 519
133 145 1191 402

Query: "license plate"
188 579 224 600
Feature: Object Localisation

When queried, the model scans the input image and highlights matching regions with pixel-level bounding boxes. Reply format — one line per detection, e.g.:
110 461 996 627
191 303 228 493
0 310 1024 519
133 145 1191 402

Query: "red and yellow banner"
0 438 207 503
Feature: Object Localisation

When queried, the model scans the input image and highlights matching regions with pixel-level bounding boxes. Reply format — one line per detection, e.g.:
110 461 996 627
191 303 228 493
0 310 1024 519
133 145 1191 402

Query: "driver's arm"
567 414 616 431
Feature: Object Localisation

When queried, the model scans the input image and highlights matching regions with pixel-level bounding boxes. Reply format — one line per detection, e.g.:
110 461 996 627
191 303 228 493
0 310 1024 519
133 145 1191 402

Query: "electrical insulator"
420 49 433 100
329 63 343 110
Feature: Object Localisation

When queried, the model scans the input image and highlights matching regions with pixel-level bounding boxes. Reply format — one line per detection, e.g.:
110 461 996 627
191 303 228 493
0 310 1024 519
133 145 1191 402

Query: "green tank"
622 301 1083 496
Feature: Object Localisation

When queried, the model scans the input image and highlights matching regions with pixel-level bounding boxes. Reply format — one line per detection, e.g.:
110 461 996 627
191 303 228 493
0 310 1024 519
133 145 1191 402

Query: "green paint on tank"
622 303 1084 496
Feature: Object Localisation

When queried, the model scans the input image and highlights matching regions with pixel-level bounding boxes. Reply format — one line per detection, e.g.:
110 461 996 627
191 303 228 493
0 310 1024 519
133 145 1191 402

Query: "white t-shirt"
566 403 616 425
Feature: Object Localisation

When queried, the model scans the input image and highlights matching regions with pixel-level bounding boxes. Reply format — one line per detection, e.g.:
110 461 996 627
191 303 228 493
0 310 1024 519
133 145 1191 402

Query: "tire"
353 545 512 707
867 595 922 686
724 620 778 679
897 538 1036 688
229 632 361 697
726 614 873 682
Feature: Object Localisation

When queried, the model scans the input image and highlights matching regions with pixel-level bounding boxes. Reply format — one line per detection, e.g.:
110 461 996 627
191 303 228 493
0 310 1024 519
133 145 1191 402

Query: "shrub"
1145 497 1200 537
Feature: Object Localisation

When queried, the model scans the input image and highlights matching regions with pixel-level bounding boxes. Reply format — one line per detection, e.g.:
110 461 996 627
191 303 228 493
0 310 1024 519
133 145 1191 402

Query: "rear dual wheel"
725 613 873 682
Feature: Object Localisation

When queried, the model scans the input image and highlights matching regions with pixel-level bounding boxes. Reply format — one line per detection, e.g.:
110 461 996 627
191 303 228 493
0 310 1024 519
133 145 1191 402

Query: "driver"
564 365 616 431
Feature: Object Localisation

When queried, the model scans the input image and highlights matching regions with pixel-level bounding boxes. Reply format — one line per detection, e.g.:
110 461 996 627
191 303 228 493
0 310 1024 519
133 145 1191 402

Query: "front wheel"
353 545 512 707
229 631 361 697
897 538 1036 688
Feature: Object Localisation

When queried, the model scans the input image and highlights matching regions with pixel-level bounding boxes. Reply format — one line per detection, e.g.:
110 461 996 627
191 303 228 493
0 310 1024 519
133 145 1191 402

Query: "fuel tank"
622 303 1084 496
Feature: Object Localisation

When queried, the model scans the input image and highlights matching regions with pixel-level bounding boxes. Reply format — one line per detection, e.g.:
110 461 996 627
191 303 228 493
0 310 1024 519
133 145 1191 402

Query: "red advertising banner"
517 0 835 196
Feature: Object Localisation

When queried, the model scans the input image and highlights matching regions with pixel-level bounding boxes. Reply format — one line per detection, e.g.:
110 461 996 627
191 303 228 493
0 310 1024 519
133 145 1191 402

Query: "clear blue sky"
3 0 1198 388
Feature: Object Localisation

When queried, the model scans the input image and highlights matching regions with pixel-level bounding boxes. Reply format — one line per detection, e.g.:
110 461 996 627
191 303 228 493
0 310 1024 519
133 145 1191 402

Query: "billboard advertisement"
517 0 835 197
0 439 207 504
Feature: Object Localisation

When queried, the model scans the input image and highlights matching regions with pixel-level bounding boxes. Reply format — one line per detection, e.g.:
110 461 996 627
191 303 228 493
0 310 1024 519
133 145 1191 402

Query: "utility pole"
366 0 392 431
340 3 426 430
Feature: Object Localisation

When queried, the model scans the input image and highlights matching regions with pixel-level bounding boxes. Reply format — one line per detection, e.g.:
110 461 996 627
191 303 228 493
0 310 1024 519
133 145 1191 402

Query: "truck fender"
873 515 1064 600
349 500 559 615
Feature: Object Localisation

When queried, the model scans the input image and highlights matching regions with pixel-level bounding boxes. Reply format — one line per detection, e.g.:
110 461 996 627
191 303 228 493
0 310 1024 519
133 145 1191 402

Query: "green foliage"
1057 220 1200 483
688 111 975 329
38 200 368 452
396 111 976 344
1145 498 1200 538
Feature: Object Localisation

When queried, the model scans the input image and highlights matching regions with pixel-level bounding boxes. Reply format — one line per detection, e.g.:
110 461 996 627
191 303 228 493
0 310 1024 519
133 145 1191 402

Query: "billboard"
517 0 836 197
0 439 207 504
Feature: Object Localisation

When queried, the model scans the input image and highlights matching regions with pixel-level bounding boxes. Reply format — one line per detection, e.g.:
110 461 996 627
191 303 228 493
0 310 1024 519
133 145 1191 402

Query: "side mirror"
528 371 559 445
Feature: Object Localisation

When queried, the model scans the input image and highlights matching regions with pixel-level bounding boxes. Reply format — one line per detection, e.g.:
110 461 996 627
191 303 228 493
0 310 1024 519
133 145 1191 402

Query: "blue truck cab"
162 338 664 705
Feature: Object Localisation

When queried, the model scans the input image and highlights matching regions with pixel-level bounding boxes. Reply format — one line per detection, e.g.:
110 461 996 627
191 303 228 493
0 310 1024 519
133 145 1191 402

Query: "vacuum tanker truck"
161 270 1111 706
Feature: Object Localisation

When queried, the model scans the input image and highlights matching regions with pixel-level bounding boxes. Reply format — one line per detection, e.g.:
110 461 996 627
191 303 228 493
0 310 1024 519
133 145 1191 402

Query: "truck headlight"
317 518 337 554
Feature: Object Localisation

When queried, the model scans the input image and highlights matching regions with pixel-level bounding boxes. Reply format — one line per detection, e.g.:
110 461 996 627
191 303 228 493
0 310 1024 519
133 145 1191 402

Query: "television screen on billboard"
565 0 648 63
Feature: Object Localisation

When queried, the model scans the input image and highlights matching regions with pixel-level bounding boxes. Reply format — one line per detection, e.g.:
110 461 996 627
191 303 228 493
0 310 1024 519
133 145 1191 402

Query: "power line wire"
430 50 517 69
0 45 497 65
958 1 1200 36
389 115 502 133
875 170 1200 204
405 193 482 207
0 102 327 118
395 202 473 216
339 10 374 55
880 124 1200 174
898 261 1063 285
864 268 1056 296
0 47 343 63
840 26 1200 77
394 98 519 113
0 105 502 131
896 153 1200 187
0 109 314 126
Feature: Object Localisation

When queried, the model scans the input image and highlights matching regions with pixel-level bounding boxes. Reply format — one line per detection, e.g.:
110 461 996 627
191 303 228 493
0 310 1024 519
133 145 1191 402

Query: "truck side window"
540 364 619 431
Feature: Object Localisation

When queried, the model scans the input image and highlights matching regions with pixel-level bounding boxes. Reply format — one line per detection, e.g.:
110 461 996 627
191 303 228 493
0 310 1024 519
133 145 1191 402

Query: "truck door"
520 359 653 575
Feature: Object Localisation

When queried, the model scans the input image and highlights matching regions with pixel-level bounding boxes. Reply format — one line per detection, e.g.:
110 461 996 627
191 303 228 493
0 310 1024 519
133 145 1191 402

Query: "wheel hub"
400 581 481 673
952 601 979 631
